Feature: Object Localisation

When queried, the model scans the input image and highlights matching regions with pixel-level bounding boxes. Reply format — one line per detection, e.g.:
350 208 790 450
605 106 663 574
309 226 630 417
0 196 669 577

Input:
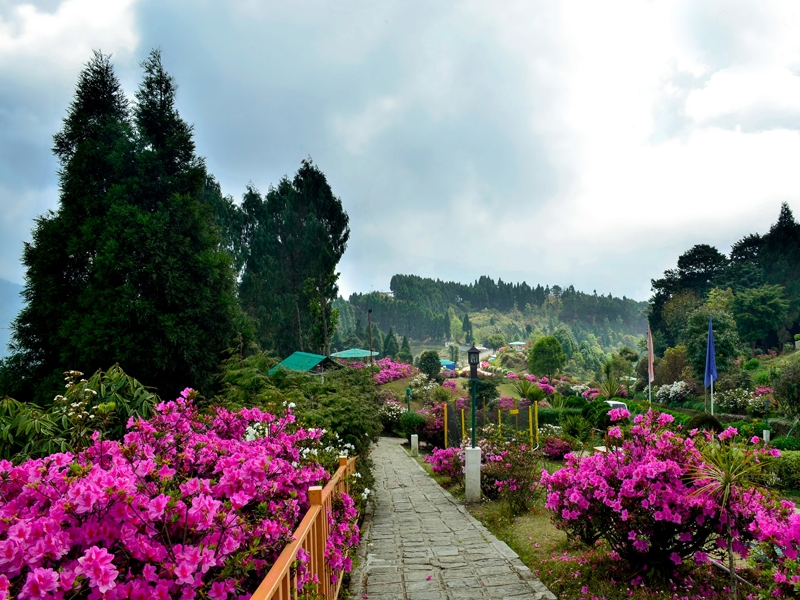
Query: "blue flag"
704 316 718 388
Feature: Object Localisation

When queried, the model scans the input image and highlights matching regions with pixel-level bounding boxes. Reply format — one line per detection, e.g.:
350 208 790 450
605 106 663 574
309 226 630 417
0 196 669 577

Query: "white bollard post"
763 430 771 443
465 446 482 503
411 434 419 456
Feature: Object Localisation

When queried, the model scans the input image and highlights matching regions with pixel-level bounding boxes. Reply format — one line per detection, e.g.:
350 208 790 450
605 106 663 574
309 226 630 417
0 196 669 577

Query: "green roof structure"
331 348 379 359
269 351 339 375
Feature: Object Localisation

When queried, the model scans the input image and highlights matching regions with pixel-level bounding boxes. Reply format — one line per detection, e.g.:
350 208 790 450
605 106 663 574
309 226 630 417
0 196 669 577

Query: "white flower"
288 402 296 409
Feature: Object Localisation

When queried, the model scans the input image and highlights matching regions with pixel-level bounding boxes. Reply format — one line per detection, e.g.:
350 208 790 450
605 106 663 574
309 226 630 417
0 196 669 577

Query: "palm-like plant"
599 361 624 399
689 437 773 599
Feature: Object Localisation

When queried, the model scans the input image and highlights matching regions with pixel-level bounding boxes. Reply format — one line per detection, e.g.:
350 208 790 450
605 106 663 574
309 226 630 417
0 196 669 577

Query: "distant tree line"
648 202 800 367
338 275 646 346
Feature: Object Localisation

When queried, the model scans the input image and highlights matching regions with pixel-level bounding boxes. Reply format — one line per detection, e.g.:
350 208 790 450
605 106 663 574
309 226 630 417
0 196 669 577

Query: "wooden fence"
249 455 357 600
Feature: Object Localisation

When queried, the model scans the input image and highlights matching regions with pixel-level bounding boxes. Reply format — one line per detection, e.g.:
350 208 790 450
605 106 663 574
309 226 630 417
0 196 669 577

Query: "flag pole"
711 378 714 416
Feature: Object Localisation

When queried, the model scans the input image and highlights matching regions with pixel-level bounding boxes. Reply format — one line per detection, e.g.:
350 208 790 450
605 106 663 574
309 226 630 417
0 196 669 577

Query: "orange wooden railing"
249 456 357 600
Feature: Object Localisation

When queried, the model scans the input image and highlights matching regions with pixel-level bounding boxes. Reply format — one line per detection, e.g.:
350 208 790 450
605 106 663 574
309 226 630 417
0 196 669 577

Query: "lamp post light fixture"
467 345 480 447
465 344 482 503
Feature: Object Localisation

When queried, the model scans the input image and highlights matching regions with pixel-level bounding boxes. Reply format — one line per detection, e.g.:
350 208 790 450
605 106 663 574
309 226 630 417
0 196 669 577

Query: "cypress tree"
370 323 384 356
397 335 413 364
383 327 400 359
5 50 240 401
7 51 134 402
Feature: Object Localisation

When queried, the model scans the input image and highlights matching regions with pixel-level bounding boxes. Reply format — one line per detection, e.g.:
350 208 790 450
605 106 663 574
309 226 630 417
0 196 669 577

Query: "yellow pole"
528 405 533 448
498 409 502 434
461 408 465 441
444 402 448 448
534 402 539 446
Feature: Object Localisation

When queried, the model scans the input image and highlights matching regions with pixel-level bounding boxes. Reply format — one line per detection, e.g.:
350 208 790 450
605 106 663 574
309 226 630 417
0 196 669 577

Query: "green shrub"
537 407 581 425
744 358 760 371
772 437 800 451
722 419 773 440
753 371 770 386
581 401 615 429
400 411 427 439
559 413 592 442
684 413 723 434
651 406 692 426
564 396 587 409
771 450 800 489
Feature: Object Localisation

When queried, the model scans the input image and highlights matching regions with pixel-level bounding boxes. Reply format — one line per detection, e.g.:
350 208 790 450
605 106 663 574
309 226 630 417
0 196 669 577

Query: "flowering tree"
0 390 360 599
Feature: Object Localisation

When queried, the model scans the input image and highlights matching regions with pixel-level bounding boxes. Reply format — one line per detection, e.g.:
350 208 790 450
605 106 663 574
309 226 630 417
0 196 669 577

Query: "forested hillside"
336 275 648 373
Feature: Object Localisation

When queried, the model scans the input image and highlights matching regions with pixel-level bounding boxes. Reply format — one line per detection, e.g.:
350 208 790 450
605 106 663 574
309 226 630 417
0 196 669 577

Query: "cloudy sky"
2 0 800 302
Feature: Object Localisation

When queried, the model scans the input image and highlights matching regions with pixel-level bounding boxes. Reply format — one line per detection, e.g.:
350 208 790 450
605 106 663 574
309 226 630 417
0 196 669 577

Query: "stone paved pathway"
348 437 557 600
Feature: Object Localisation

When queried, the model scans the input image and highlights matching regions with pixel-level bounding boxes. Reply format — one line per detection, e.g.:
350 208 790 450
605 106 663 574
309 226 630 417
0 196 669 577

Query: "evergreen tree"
462 313 473 343
397 335 413 364
239 160 349 357
6 50 240 401
369 323 384 356
383 327 400 358
7 51 134 402
760 202 800 325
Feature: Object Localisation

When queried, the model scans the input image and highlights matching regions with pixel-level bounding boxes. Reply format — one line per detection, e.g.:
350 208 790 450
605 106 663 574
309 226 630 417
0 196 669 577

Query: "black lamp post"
468 344 480 448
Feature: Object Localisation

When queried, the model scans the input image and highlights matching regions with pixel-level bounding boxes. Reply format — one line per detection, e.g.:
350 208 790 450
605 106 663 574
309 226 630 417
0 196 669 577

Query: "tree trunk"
295 299 304 351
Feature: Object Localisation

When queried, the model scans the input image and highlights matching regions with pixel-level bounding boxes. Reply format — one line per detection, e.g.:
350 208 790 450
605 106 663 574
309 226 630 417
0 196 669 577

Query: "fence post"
528 405 533 448
534 402 539 446
308 485 324 596
444 402 448 449
497 409 501 434
461 408 465 441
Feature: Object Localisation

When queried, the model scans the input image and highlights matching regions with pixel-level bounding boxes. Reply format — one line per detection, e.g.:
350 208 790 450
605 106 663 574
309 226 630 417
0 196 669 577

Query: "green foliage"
382 327 399 359
216 353 381 457
683 413 723 433
447 343 459 365
418 350 441 379
771 437 800 451
581 401 615 430
771 450 800 489
238 159 350 357
4 51 241 402
463 376 500 405
732 284 789 351
1 365 157 462
397 335 413 364
486 333 507 351
774 361 800 416
559 412 593 442
564 396 587 409
400 411 427 439
528 336 566 381
744 358 761 370
684 310 741 377
538 407 582 425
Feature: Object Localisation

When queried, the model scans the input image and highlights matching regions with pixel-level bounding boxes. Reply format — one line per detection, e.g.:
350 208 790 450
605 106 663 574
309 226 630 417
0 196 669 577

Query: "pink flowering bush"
542 409 787 571
484 439 543 516
542 437 573 461
417 403 445 448
442 380 458 392
0 391 360 600
373 358 416 385
582 388 600 401
424 447 463 484
506 372 519 380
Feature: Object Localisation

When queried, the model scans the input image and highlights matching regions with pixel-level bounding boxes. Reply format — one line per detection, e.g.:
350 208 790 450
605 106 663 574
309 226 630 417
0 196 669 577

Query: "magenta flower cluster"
0 391 360 600
542 409 787 569
581 388 600 400
373 358 416 385
423 447 462 483
506 372 519 380
441 380 458 392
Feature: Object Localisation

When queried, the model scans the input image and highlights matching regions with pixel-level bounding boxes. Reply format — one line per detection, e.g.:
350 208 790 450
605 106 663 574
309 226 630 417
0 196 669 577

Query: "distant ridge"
0 279 23 359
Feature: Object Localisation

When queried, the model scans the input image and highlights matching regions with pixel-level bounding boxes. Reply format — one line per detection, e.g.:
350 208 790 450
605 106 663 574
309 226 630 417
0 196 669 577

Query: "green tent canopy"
269 351 340 375
331 348 380 359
